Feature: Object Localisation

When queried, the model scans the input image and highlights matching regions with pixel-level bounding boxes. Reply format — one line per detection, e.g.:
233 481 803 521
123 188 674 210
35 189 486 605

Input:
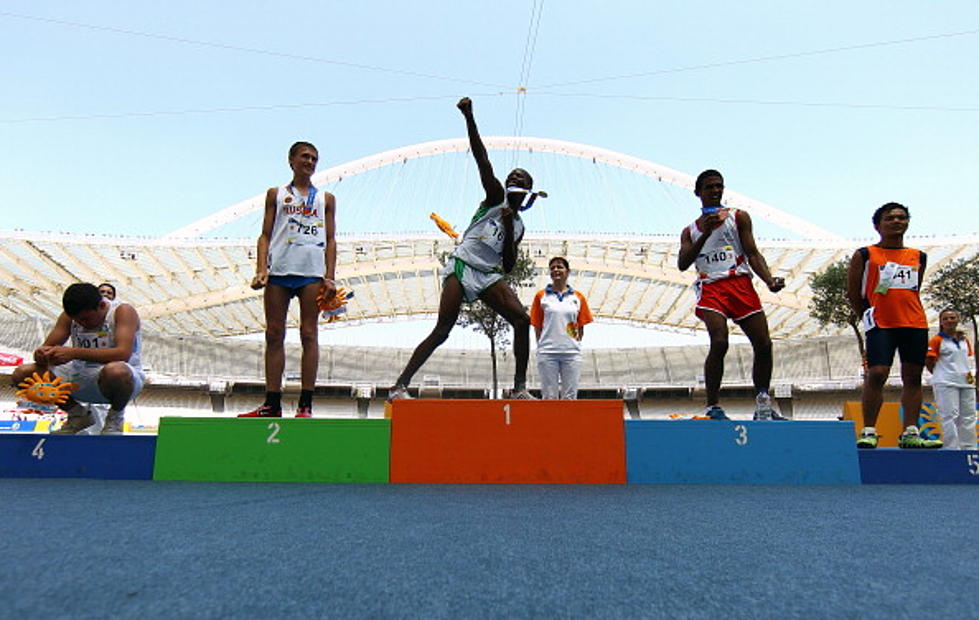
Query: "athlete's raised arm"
458 97 504 207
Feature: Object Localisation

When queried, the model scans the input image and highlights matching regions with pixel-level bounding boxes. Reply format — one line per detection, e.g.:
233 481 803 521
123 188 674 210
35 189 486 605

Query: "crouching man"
12 283 144 434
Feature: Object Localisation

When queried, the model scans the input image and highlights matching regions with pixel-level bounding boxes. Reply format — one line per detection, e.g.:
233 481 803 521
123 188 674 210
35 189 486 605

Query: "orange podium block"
390 399 626 483
842 402 905 447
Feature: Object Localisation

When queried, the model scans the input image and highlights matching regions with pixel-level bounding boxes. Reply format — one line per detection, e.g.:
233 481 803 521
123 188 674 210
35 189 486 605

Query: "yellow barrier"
842 402 905 447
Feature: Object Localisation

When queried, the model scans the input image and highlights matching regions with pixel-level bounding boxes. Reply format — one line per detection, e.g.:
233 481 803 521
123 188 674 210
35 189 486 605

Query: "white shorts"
441 258 504 302
53 361 145 405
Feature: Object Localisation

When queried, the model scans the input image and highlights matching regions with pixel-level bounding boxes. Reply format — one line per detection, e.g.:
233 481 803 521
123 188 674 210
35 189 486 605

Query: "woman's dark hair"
98 282 116 298
548 256 570 270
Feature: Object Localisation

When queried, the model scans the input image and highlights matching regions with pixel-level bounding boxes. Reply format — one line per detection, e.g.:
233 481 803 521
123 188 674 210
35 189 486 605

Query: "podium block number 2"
267 422 281 445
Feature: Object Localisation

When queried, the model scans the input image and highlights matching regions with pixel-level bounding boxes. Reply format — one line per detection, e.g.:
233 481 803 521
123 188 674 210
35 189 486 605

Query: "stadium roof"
2 228 977 341
1 138 976 340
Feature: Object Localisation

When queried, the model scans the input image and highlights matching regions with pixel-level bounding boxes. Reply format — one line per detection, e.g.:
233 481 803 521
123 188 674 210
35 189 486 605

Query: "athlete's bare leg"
699 310 729 406
263 283 292 392
736 311 773 394
395 276 464 387
97 361 135 410
479 280 531 389
900 362 924 428
296 281 322 392
862 365 890 427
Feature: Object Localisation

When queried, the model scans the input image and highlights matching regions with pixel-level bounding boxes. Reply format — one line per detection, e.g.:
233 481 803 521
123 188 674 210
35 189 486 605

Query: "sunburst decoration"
317 287 354 323
16 371 77 405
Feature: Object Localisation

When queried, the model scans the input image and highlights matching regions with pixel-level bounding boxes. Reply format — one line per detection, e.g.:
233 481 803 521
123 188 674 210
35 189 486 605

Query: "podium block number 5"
968 454 979 476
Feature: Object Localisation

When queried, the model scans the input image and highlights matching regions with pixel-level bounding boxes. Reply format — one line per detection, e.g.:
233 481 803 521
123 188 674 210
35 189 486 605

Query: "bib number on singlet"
287 217 322 240
696 245 737 274
700 250 729 264
877 262 918 292
75 333 109 349
294 223 318 236
474 219 506 252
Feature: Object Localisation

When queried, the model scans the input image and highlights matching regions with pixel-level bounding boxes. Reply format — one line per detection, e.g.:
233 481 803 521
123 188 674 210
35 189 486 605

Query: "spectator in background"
530 256 593 399
926 309 977 450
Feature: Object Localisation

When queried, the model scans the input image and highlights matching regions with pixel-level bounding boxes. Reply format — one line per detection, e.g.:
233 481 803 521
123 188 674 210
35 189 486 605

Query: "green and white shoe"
856 426 879 449
899 426 942 449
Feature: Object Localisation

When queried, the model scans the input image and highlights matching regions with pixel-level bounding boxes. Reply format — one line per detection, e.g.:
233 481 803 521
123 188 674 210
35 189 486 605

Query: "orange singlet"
860 246 927 329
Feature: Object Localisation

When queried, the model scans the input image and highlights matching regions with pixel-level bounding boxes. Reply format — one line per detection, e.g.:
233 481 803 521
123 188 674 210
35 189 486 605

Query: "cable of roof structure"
0 10 511 89
535 26 979 89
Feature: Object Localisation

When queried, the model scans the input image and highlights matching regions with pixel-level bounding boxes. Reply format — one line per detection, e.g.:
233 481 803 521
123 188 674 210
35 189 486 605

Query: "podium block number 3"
734 424 748 446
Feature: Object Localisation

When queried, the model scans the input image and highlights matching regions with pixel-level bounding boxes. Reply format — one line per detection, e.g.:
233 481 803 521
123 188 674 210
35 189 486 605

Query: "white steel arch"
165 137 843 241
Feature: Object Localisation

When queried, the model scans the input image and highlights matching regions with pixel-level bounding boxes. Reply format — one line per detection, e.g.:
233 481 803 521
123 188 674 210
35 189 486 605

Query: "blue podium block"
0 420 36 432
858 450 979 484
626 420 861 484
0 434 156 480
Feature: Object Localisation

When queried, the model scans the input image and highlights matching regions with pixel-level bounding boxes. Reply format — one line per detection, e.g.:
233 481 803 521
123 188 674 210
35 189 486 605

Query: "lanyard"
289 184 318 207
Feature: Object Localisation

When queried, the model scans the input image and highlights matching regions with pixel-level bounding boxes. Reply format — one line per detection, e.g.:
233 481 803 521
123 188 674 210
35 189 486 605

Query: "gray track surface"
2 481 976 619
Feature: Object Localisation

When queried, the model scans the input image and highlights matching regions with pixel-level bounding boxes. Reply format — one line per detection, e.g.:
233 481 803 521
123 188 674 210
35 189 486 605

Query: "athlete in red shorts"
678 170 786 420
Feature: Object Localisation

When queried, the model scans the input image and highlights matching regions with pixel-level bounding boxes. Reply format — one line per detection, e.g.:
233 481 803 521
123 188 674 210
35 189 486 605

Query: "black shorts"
865 327 928 367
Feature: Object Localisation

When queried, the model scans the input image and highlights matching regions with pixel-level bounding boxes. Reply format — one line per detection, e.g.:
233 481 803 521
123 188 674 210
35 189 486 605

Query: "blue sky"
2 1 977 239
2 2 977 347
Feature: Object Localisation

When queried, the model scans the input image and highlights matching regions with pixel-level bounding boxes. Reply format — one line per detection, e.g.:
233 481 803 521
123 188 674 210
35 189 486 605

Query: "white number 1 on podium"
503 404 511 426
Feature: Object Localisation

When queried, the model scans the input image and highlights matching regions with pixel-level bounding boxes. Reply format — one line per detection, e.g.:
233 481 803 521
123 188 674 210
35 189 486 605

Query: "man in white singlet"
677 170 786 420
388 97 534 400
240 141 337 419
11 282 144 434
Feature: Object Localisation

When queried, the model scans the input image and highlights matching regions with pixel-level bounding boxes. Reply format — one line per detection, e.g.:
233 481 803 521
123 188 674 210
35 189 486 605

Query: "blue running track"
2 481 975 618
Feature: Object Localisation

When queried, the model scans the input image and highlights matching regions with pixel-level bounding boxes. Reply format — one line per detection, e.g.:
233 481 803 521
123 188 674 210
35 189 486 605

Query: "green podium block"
153 417 390 482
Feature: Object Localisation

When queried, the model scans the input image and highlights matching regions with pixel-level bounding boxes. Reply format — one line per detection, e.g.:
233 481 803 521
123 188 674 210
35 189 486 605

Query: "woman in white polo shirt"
530 256 594 399
925 309 977 450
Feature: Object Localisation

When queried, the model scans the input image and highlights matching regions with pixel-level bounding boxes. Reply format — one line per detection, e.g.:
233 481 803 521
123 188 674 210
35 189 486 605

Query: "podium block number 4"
267 422 281 445
968 454 979 476
734 424 748 446
31 438 46 460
